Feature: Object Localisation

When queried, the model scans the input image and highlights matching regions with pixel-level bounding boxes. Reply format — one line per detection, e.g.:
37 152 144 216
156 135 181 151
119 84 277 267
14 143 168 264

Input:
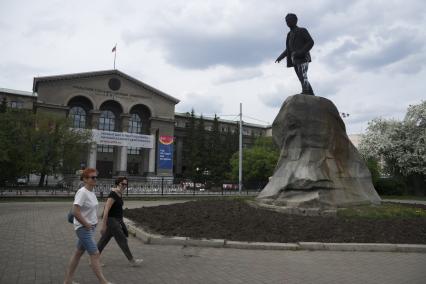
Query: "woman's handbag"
67 208 74 224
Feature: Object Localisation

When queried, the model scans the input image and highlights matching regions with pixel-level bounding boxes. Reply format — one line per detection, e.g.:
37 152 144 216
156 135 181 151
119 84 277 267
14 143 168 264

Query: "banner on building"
158 136 174 170
91 129 154 148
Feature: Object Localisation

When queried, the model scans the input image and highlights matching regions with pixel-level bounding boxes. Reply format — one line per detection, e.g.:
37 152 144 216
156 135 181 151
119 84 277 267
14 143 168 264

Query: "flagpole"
114 45 117 70
114 52 116 69
113 43 117 69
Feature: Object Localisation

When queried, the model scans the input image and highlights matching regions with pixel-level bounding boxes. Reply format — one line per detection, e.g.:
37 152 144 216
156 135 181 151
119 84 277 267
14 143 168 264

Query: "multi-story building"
173 112 270 176
1 70 270 181
0 88 37 110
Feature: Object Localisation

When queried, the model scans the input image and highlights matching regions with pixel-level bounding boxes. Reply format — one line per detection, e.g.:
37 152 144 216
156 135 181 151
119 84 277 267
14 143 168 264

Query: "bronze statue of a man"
275 13 315 95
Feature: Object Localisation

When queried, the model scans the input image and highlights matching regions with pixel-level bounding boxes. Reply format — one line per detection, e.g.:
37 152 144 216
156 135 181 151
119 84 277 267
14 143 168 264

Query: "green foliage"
380 195 426 201
365 157 380 185
194 114 207 170
229 136 279 183
0 97 7 113
182 111 239 183
31 112 90 185
207 115 225 184
183 110 197 178
0 110 89 186
374 177 406 196
0 109 35 185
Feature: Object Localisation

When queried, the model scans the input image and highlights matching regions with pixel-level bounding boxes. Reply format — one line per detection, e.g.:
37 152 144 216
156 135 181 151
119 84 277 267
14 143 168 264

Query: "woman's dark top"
107 190 123 219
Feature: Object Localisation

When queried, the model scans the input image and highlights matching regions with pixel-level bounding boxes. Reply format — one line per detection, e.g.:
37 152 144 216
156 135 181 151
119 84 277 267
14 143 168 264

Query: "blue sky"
1 0 425 133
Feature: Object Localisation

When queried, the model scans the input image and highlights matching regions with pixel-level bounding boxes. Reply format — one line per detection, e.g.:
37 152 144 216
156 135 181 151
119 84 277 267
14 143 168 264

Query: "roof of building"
32 69 180 104
0 88 36 97
175 112 271 129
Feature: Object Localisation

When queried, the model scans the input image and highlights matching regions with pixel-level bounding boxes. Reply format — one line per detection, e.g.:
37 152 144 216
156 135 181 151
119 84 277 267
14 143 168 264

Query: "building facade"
33 70 179 178
1 70 270 181
173 112 270 176
0 88 37 109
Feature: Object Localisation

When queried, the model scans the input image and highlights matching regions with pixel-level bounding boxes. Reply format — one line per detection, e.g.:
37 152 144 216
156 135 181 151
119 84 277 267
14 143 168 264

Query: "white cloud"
176 93 224 115
214 68 263 84
0 0 425 135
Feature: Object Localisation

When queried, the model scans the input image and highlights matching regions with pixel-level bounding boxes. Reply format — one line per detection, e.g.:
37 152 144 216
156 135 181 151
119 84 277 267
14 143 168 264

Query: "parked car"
16 176 28 185
181 181 206 191
222 183 239 190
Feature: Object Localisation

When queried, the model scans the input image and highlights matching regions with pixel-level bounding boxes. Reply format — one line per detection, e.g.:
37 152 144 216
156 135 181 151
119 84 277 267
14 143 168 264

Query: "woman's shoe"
130 258 143 267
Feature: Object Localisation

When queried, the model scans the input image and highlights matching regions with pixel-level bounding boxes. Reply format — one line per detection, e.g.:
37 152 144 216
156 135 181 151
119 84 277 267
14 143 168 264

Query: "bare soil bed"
124 199 426 244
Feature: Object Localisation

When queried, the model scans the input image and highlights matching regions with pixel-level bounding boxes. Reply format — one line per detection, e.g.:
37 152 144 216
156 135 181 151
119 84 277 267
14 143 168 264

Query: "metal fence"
0 180 264 197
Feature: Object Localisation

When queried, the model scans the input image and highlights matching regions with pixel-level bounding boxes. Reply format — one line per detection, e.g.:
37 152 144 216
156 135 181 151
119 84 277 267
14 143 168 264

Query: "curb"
123 218 426 253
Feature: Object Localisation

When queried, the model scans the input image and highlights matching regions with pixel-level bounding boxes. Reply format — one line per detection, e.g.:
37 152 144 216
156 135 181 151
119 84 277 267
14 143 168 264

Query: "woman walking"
64 168 113 284
97 176 143 266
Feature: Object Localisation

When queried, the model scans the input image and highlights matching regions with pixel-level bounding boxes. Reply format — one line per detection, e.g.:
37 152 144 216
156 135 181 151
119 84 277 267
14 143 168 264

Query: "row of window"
7 101 24 109
70 106 144 154
70 107 144 132
175 120 264 137
176 121 263 136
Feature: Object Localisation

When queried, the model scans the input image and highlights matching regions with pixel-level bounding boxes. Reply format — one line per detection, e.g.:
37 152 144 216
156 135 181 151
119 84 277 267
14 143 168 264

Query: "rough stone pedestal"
257 94 380 210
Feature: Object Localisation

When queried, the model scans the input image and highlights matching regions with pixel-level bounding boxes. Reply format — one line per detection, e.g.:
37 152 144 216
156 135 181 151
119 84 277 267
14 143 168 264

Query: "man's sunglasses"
88 176 97 180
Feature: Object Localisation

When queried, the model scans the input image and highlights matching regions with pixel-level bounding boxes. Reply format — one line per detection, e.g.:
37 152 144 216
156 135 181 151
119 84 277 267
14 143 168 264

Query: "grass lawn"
381 195 426 201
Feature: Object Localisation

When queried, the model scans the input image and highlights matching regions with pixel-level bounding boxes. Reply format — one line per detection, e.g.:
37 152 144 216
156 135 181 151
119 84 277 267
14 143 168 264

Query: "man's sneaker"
130 258 143 267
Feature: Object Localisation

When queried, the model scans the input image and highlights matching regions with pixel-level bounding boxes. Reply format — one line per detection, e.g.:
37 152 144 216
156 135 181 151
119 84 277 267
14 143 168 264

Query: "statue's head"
285 13 298 28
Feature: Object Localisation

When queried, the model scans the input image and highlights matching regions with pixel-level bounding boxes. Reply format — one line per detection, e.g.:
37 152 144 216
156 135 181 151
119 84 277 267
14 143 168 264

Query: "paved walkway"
0 201 425 284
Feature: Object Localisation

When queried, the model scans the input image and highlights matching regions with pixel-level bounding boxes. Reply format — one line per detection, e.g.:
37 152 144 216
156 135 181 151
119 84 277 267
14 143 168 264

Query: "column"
117 146 128 175
87 143 97 168
89 110 101 129
87 110 101 169
116 113 131 176
120 113 131 132
148 128 157 175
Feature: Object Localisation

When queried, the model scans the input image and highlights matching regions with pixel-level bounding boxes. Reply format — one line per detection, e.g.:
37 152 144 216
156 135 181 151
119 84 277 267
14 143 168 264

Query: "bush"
365 157 380 185
374 177 406 196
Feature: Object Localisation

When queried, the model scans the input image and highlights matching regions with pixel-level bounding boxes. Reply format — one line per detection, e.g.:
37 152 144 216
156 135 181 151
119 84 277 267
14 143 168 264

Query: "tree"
0 109 90 186
207 114 224 184
220 124 239 180
229 136 279 184
182 109 197 178
0 109 34 185
359 101 426 195
31 112 90 186
193 114 207 181
0 97 7 113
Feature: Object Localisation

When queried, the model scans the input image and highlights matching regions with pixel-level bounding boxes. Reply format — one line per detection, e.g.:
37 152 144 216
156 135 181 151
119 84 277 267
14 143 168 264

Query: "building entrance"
97 161 113 178
127 162 139 175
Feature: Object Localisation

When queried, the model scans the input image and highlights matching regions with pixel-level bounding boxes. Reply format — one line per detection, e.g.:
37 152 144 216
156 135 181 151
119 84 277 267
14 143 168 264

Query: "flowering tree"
359 101 425 194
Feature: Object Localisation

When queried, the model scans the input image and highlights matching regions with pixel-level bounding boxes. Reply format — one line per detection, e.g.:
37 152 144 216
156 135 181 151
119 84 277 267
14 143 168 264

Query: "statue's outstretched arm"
275 49 287 63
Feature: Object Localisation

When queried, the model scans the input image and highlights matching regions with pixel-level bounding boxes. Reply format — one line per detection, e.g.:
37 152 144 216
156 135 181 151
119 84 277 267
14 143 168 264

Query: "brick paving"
0 201 425 284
